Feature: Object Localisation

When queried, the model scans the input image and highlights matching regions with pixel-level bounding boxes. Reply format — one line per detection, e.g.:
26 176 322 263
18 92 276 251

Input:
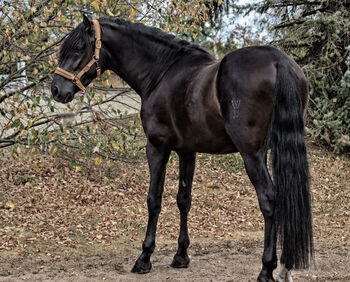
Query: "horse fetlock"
142 239 155 254
178 236 190 250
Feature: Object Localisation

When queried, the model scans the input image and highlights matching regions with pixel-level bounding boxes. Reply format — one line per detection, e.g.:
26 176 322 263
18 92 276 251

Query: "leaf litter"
0 143 349 280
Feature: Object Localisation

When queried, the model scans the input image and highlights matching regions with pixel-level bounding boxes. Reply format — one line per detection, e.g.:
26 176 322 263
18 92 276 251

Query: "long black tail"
269 61 313 269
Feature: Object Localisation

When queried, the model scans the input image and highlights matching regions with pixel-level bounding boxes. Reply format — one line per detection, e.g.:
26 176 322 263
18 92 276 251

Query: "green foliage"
200 24 267 59
0 0 232 161
249 0 350 152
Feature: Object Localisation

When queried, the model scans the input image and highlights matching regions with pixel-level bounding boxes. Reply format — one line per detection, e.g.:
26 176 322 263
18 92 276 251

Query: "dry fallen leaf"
5 201 15 209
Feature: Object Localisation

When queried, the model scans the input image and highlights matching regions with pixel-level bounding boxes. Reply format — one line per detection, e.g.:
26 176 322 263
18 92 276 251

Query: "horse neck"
100 21 182 98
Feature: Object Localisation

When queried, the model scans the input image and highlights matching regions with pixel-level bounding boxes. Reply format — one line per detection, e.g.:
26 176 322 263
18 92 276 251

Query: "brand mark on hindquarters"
231 99 240 119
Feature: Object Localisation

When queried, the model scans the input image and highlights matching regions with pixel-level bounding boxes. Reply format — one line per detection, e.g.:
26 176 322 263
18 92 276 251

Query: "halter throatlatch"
55 20 101 92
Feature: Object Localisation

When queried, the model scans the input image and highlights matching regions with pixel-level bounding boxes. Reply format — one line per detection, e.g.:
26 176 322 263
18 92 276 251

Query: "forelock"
59 23 91 60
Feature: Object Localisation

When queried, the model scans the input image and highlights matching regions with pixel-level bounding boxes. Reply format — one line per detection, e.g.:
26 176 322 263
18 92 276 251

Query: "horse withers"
51 16 313 281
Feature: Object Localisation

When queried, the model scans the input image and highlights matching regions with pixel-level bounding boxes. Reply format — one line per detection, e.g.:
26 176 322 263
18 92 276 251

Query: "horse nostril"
52 86 59 96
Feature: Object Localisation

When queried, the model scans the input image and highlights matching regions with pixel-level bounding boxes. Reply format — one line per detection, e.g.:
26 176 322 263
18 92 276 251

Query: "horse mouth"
53 92 75 104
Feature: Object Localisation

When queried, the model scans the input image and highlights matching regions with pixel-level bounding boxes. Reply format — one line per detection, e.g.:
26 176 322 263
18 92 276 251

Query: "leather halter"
55 20 102 92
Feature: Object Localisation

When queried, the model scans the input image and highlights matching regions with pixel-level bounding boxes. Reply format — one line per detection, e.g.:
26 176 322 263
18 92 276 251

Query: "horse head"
51 15 101 103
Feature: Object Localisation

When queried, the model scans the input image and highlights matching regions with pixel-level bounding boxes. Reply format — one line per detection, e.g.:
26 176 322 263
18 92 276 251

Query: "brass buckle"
95 39 102 49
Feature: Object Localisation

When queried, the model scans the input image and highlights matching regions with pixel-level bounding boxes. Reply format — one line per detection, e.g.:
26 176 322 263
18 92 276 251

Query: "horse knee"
178 233 190 248
176 191 191 213
147 194 162 214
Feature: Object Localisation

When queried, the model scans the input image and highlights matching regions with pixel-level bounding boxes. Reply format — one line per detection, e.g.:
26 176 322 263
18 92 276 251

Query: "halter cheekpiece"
55 19 101 92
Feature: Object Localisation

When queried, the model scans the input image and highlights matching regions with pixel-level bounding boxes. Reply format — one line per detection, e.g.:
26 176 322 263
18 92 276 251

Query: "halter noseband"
55 20 102 92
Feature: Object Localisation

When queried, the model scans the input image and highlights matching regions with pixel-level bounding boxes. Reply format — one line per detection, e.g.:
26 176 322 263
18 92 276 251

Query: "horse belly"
174 119 237 154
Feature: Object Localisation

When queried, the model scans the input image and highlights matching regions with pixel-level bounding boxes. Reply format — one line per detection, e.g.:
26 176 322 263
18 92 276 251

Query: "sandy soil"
0 237 349 281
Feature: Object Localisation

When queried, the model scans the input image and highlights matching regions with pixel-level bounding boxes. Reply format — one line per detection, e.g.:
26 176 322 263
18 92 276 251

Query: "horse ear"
83 14 93 33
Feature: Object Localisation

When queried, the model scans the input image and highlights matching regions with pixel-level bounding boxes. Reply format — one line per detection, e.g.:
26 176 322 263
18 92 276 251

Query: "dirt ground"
0 238 349 281
0 143 349 281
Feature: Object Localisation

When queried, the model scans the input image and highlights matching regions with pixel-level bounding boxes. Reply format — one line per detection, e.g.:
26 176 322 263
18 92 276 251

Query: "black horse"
51 16 313 281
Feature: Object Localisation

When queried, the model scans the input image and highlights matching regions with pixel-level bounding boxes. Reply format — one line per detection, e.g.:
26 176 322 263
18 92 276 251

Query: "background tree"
0 0 236 164
240 0 350 151
3 0 347 158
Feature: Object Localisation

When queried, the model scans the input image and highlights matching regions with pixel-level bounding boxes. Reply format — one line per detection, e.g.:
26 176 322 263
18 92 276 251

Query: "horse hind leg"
240 151 278 282
171 152 196 268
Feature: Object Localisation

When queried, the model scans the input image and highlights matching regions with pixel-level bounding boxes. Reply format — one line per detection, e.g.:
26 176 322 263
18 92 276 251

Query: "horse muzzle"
51 82 75 104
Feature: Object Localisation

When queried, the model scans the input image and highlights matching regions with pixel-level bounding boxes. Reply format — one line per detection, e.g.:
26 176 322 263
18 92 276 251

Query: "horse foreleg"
131 142 170 274
171 152 196 268
241 152 277 282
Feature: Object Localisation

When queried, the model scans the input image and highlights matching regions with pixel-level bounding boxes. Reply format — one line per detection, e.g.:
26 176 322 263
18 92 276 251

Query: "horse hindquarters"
217 47 313 280
217 49 278 281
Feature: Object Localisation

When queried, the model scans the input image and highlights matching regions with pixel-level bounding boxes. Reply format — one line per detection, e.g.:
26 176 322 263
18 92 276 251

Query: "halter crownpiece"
55 19 102 92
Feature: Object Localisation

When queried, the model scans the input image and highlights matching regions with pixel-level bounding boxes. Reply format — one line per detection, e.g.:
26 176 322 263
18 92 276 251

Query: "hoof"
131 259 152 274
258 273 275 282
258 266 275 282
171 254 190 268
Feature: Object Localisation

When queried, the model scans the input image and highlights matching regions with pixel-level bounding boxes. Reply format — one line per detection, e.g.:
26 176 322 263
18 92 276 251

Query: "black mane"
98 17 214 93
58 17 215 95
99 17 212 57
59 17 213 65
